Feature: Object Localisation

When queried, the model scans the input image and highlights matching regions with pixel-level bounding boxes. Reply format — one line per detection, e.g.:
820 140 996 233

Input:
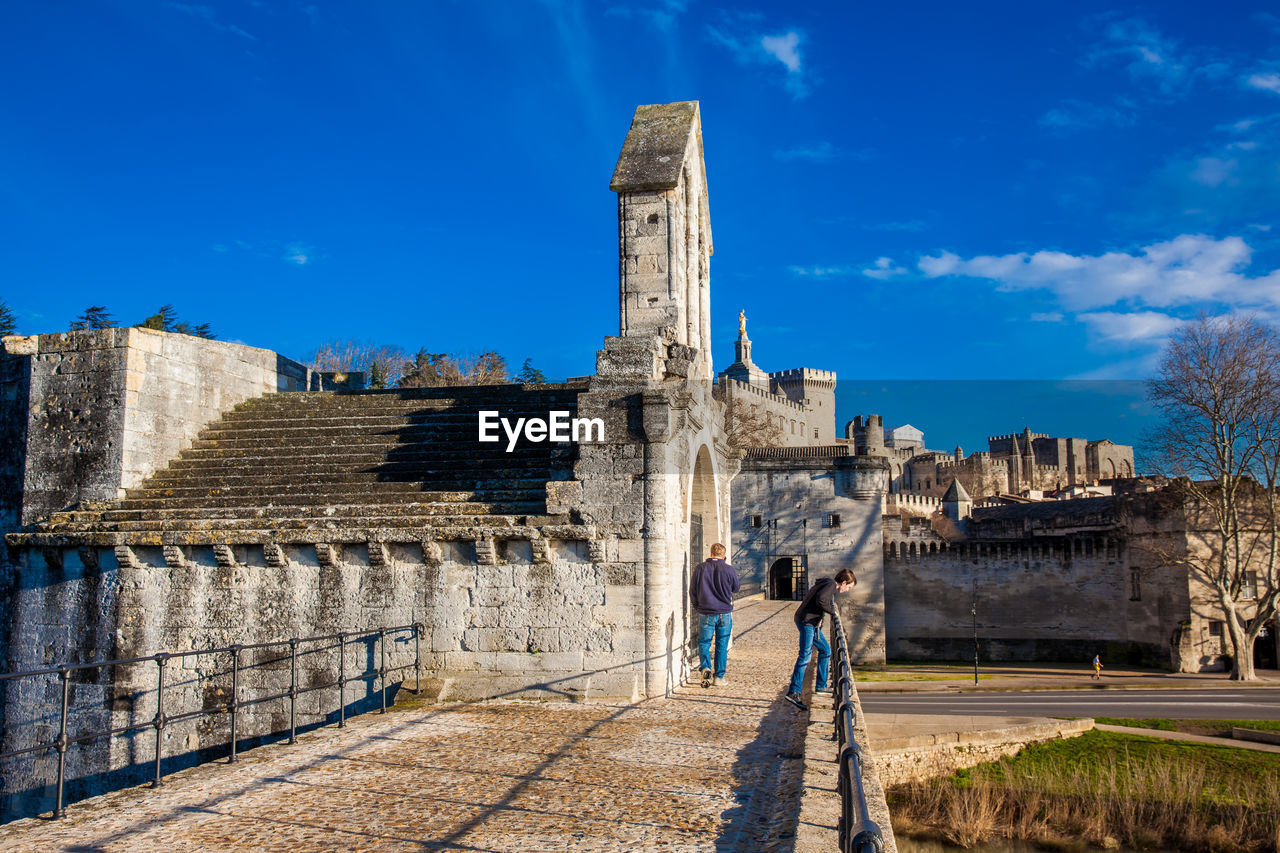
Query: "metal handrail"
831 614 885 853
0 622 423 819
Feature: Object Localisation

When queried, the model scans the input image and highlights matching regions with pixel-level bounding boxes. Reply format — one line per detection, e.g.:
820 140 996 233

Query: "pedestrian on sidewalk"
1092 654 1103 680
785 569 857 711
690 543 740 688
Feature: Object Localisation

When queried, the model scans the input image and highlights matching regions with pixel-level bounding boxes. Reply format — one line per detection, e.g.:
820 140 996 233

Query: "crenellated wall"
881 495 1193 668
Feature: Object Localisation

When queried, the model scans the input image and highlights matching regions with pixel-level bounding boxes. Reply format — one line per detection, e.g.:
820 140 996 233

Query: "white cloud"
865 219 926 232
1189 157 1239 187
285 243 314 265
790 265 858 277
1246 72 1280 95
774 141 836 162
761 31 801 72
1030 312 1064 323
1083 17 1230 98
1087 18 1187 93
165 2 257 40
707 19 811 98
862 257 908 280
1077 311 1185 343
1039 99 1134 131
606 1 688 31
774 141 873 162
918 234 1280 312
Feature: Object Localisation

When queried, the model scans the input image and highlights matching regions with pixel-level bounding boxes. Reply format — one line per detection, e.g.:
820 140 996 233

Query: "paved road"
860 688 1280 719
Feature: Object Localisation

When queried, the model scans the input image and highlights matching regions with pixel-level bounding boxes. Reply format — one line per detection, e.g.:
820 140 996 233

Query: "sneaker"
713 676 728 687
814 685 833 694
701 667 712 688
785 692 807 711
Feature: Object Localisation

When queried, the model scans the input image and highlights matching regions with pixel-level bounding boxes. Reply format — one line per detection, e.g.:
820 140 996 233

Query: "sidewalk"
854 662 1280 693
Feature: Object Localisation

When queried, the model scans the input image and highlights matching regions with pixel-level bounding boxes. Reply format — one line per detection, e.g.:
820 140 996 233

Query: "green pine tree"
368 360 386 389
0 299 15 336
517 358 548 384
137 305 216 338
69 306 117 331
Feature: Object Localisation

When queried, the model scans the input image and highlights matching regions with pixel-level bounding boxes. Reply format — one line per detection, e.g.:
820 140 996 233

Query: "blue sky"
3 2 1279 450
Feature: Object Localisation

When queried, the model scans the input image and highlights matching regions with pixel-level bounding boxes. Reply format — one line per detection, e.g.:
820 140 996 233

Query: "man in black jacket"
689 543 740 688
784 569 856 710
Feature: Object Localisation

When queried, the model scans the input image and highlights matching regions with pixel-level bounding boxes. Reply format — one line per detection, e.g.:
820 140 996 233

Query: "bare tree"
1147 315 1280 680
306 340 409 388
713 383 785 449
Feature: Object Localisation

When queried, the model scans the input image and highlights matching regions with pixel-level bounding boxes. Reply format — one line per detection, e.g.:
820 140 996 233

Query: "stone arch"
685 443 724 665
769 556 807 601
688 444 721 561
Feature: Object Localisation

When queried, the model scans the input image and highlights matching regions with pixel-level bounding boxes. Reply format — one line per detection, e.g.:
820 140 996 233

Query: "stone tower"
864 414 886 455
941 478 972 523
721 313 770 389
610 101 713 381
771 369 837 443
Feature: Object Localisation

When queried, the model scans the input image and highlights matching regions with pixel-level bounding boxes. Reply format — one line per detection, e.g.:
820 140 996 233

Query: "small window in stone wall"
1130 570 1141 601
827 513 841 529
1207 619 1225 653
751 514 762 528
1242 571 1258 600
814 428 819 439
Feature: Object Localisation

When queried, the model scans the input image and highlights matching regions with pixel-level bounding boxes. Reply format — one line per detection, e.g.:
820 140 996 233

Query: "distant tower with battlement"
771 368 837 443
716 315 838 446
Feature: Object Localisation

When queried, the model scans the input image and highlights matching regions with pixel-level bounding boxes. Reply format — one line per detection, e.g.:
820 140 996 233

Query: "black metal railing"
0 622 423 819
832 614 885 853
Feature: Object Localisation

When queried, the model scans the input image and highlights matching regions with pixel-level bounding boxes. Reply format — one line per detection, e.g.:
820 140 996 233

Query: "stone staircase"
8 384 589 548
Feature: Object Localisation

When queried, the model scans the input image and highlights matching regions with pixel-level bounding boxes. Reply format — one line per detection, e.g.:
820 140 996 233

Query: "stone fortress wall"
0 100 735 817
881 495 1188 667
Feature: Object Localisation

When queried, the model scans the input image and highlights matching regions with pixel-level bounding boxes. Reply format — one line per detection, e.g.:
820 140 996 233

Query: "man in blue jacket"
689 543 740 688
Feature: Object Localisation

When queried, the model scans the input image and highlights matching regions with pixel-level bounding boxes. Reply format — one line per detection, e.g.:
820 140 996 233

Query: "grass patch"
887 730 1280 852
1096 717 1280 738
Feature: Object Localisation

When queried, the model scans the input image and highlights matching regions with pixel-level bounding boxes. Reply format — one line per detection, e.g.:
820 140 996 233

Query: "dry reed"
887 738 1280 852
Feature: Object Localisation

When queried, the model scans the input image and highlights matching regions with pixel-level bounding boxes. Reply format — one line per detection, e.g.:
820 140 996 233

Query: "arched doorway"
687 446 721 663
1256 621 1278 670
769 556 807 601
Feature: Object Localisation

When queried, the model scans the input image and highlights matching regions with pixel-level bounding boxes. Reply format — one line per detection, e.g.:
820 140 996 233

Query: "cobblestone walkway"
2 599 810 852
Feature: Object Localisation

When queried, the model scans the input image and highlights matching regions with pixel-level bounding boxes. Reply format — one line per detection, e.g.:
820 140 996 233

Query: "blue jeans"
788 621 830 695
697 612 732 678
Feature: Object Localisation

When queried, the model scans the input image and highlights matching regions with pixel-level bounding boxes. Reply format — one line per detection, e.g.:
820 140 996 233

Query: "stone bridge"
1 599 893 852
